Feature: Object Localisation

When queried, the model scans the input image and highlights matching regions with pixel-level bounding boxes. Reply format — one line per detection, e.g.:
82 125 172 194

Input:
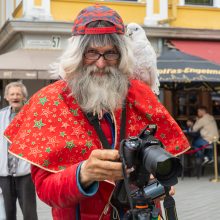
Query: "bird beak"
126 29 133 37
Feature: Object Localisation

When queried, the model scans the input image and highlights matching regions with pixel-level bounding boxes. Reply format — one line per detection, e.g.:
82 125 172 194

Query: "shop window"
185 0 213 6
211 93 220 128
212 93 220 116
174 90 200 129
175 91 199 117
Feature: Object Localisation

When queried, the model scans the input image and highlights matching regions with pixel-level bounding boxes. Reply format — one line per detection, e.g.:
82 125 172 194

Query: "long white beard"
68 65 129 115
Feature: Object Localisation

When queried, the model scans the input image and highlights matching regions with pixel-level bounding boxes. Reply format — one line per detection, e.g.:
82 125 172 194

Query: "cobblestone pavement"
17 173 220 220
17 197 52 220
173 175 220 220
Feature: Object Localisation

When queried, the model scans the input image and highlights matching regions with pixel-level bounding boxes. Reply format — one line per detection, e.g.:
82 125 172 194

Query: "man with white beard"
4 5 189 220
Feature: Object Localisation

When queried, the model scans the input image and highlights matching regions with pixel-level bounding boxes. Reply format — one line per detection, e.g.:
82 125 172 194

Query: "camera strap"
86 99 127 149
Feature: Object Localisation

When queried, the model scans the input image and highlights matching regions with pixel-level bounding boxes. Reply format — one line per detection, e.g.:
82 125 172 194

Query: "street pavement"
17 170 220 220
174 175 220 220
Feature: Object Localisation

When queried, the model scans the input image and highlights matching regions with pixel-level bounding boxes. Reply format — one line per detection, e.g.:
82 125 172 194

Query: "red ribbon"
184 143 211 155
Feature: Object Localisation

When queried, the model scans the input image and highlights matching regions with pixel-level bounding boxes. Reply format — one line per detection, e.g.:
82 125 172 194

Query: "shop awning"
0 48 63 79
158 48 220 82
171 40 220 65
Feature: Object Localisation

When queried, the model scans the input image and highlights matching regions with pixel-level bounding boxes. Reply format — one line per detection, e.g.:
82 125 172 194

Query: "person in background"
4 5 189 220
0 81 38 220
183 117 199 141
192 106 219 165
186 117 194 132
0 187 6 220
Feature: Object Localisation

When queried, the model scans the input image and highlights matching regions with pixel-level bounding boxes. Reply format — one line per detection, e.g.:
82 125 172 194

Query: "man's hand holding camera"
80 149 123 188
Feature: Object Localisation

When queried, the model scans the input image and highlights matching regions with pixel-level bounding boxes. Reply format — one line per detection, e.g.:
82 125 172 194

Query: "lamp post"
210 138 220 182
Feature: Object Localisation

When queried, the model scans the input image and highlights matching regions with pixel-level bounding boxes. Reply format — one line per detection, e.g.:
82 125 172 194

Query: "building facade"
0 0 220 128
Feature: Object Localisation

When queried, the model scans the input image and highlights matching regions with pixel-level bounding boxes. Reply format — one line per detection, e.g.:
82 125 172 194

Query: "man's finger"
91 149 120 161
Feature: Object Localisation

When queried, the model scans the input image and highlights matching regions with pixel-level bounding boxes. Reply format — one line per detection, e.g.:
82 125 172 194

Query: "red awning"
171 40 220 65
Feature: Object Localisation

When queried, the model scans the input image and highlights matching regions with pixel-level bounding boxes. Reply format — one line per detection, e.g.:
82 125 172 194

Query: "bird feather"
126 22 160 95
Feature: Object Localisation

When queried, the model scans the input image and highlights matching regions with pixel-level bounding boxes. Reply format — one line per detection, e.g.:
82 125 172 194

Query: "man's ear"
5 95 9 102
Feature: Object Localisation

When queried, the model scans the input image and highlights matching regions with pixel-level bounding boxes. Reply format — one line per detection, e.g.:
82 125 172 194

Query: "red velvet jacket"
5 79 190 220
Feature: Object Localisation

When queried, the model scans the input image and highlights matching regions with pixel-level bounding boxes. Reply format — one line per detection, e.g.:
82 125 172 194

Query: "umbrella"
157 49 220 83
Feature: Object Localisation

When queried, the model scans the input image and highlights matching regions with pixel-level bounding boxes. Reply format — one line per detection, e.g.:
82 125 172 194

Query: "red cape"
5 80 190 172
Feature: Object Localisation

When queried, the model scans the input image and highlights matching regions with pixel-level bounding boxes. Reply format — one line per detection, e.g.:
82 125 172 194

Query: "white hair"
4 81 28 100
51 32 134 80
50 21 135 114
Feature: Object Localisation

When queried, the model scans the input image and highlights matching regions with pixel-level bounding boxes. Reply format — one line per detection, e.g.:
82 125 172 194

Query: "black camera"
117 124 182 220
120 124 182 188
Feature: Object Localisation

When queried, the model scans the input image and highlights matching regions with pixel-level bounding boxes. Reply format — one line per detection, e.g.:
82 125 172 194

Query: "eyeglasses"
84 51 120 61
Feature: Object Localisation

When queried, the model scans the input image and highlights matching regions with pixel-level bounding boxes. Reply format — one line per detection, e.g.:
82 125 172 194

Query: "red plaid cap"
72 5 125 35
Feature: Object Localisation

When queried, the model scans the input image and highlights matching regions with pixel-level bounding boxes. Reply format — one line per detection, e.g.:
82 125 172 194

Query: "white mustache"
69 65 129 115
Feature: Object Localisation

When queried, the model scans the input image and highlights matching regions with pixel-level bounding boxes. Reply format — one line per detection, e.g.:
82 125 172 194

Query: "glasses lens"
84 52 100 60
84 51 120 61
104 53 120 61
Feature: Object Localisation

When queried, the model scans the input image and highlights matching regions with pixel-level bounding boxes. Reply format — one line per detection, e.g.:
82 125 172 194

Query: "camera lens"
157 159 172 176
142 146 182 186
156 158 182 186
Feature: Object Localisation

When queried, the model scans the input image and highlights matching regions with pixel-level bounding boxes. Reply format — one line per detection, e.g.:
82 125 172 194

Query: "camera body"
116 124 181 219
122 124 161 188
120 124 182 188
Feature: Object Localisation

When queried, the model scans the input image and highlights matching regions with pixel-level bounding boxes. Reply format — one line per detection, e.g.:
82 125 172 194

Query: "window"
211 93 220 128
108 0 138 1
174 90 200 129
185 0 213 6
173 90 220 129
212 93 220 116
175 91 199 118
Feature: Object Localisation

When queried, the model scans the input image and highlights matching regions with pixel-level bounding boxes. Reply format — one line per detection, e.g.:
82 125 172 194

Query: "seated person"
182 118 200 139
192 106 219 165
186 117 194 132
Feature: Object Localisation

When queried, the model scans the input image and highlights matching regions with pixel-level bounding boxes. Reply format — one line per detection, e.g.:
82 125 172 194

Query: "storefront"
0 20 69 107
158 44 220 129
0 17 220 124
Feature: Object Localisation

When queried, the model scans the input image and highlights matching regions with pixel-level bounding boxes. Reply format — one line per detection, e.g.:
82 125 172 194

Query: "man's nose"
13 94 20 99
95 56 107 69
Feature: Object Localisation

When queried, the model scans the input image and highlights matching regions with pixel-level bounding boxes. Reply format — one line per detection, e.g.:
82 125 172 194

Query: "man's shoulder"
202 113 213 120
37 80 67 93
0 106 10 113
129 79 151 92
204 113 216 122
30 80 68 101
0 107 10 121
128 79 156 99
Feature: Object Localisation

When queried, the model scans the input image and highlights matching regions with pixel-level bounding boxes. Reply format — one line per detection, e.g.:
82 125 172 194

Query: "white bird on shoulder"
126 22 160 95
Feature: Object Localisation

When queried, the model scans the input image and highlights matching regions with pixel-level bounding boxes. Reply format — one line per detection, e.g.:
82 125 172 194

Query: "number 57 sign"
52 36 61 48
